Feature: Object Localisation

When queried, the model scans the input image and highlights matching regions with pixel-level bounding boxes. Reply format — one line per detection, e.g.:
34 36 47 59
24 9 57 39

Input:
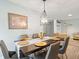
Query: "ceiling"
8 0 79 20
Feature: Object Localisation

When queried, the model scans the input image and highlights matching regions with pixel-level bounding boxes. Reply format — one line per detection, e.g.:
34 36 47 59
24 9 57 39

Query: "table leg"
16 46 20 59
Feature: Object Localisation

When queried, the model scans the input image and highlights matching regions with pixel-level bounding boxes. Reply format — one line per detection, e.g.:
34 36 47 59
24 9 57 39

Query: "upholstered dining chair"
32 33 39 39
35 41 60 59
59 37 70 59
45 41 60 59
0 40 17 59
19 34 29 41
0 40 29 59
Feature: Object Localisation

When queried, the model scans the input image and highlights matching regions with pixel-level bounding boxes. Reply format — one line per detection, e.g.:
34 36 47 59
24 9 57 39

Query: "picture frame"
8 13 28 29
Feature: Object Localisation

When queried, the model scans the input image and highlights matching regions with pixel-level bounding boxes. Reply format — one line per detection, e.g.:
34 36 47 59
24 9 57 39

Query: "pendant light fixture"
41 0 48 24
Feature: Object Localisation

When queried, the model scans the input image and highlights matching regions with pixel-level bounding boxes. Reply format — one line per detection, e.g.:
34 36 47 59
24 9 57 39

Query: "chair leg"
57 56 60 59
65 53 68 59
61 54 63 59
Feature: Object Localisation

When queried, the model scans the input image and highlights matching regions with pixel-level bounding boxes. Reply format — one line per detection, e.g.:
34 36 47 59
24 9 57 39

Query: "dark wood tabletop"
20 39 58 56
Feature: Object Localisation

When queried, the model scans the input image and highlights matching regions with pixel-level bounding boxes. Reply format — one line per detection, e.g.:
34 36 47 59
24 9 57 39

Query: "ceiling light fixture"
68 14 72 17
40 0 48 24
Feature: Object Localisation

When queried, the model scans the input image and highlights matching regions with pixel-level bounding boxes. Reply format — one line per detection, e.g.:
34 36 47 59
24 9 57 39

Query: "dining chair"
59 37 70 59
19 34 29 41
0 40 17 59
35 41 60 59
32 33 39 39
0 40 29 59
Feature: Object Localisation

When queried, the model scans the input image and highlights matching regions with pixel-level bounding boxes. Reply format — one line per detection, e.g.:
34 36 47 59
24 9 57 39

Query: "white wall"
54 20 62 33
61 19 79 36
61 20 67 32
66 19 79 35
0 0 40 52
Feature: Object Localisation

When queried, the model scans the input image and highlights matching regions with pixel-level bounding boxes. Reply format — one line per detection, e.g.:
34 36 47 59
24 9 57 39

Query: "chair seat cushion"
8 51 16 58
35 51 47 59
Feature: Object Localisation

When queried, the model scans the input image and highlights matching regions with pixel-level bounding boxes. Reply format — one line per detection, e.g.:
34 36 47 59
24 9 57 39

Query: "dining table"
15 36 63 59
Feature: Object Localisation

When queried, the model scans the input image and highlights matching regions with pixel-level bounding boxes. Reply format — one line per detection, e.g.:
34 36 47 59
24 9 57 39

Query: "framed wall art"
8 13 28 29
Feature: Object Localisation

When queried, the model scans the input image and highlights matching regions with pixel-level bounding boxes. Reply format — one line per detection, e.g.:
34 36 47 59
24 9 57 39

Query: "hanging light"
41 0 48 24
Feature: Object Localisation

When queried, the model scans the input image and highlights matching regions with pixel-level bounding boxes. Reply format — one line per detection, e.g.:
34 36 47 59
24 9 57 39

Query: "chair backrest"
45 41 60 59
19 34 29 41
20 34 29 38
61 37 70 53
0 40 10 59
32 33 39 38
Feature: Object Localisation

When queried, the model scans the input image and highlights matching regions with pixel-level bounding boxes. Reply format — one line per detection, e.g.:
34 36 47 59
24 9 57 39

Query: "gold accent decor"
35 42 47 46
17 41 28 45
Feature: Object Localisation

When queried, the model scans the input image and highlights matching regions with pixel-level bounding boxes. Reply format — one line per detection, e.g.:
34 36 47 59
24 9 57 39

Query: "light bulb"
41 18 48 24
